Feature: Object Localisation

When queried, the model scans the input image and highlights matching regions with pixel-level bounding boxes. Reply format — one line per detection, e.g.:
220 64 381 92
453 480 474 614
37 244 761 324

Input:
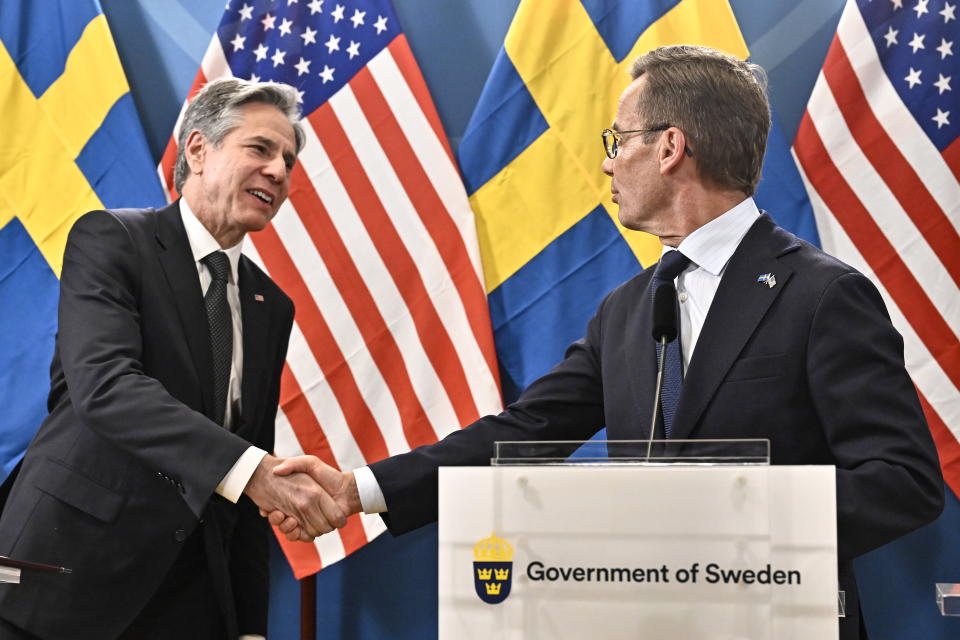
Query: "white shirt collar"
670 197 761 276
179 198 243 284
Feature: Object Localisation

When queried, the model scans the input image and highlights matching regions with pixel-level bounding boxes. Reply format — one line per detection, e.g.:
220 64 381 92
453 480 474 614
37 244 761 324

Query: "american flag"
793 0 959 494
158 0 503 578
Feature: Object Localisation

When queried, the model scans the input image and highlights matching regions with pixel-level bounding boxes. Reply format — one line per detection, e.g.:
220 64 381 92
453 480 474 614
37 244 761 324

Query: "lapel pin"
756 273 776 289
254 294 265 302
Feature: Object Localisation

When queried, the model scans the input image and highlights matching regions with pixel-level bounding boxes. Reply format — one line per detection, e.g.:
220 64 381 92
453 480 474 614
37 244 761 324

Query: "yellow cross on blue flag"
458 0 755 402
0 0 165 480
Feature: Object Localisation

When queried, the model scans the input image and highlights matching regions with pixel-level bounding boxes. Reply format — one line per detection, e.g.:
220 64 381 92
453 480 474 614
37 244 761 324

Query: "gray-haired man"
0 78 344 639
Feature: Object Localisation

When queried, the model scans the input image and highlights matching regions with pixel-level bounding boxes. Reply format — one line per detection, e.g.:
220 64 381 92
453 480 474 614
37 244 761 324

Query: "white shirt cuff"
353 465 387 513
216 446 268 503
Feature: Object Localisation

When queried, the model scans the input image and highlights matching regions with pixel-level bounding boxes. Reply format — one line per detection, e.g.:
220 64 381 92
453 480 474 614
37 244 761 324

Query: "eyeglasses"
601 125 693 159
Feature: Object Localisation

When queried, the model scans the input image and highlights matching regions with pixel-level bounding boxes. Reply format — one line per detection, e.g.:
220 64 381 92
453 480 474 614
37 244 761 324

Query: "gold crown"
473 534 513 562
485 582 502 595
477 568 493 580
494 568 510 580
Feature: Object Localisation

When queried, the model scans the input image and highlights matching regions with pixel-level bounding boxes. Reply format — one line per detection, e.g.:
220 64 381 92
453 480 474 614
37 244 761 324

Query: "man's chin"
241 209 279 233
617 211 644 232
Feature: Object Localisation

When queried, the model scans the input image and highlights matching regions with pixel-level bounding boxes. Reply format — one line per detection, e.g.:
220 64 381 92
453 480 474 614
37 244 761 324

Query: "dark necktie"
651 250 692 437
202 251 232 426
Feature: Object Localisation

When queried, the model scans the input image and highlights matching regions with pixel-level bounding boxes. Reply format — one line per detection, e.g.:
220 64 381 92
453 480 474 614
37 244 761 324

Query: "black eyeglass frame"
601 125 694 159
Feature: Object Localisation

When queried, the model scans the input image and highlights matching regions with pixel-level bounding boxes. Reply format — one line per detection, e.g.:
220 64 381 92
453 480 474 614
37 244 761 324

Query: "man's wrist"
352 466 387 513
243 453 279 503
342 471 362 515
218 447 269 503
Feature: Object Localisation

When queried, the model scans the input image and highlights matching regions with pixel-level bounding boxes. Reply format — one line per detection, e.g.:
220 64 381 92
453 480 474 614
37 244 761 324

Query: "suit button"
173 529 187 543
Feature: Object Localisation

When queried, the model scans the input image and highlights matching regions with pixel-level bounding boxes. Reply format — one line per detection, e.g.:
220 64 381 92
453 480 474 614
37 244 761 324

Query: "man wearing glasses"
268 45 943 640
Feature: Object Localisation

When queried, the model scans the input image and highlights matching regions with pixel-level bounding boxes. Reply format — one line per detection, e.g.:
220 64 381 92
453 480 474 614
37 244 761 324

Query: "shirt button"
173 529 187 543
678 291 688 303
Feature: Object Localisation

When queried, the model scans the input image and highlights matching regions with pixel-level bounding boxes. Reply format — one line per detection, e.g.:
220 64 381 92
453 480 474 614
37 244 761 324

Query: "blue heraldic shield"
474 561 512 604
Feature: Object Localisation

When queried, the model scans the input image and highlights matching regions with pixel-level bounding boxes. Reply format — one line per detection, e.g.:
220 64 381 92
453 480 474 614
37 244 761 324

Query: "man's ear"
658 128 688 174
183 130 207 176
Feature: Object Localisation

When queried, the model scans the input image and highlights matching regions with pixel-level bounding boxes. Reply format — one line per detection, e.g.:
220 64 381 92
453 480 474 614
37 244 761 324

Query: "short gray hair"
630 45 770 196
173 78 306 192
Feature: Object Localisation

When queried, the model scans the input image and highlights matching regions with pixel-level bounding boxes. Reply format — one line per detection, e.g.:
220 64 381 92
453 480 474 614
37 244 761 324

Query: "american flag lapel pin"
756 273 776 289
254 294 265 302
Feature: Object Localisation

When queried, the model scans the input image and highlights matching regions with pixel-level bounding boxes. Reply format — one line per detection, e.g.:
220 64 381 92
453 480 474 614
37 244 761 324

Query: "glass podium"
491 439 771 466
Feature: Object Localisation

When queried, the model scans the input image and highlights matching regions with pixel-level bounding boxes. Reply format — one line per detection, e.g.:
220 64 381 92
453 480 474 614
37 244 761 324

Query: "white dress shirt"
353 198 762 515
671 196 761 371
179 200 267 504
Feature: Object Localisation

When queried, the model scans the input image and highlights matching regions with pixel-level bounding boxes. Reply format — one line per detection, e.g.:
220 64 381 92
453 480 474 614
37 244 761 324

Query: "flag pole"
300 574 316 640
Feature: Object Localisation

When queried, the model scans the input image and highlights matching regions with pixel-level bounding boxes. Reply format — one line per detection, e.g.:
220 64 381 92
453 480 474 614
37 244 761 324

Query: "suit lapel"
155 201 216 419
669 214 799 442
238 256 268 440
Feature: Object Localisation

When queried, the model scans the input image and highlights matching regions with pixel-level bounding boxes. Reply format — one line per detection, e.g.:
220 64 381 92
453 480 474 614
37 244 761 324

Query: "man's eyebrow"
247 135 278 149
246 135 296 165
611 121 619 131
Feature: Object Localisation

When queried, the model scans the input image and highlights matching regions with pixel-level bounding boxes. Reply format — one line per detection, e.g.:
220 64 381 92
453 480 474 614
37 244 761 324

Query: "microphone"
647 283 679 461
652 283 679 343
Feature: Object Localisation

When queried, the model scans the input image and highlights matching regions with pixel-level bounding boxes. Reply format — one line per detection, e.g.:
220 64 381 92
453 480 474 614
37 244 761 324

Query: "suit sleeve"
58 211 252 517
370 293 610 535
231 294 294 635
807 272 944 560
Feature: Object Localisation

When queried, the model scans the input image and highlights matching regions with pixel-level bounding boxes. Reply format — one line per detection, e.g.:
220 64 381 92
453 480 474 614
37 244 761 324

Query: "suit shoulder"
602 264 655 306
71 207 160 243
753 215 860 283
107 207 161 223
783 237 865 284
76 207 160 228
770 233 888 315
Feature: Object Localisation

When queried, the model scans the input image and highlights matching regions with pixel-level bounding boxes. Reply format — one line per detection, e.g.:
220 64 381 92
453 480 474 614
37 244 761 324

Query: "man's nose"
601 155 614 177
263 154 286 181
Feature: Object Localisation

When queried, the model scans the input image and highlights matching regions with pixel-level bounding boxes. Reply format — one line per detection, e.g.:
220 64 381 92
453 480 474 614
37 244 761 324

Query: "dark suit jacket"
370 213 943 640
0 202 294 639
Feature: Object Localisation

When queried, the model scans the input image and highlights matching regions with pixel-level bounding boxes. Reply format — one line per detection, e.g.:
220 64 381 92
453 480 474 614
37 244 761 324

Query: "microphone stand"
646 334 668 463
647 281 678 463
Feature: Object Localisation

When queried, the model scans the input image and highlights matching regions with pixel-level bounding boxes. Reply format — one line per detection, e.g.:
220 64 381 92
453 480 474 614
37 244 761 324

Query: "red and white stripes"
793 2 960 493
161 34 502 577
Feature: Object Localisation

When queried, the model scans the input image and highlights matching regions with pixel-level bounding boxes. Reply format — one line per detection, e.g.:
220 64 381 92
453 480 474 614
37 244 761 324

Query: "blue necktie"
651 250 692 437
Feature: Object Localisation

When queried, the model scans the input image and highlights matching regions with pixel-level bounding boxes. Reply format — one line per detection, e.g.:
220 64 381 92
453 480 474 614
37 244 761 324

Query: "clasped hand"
244 454 360 542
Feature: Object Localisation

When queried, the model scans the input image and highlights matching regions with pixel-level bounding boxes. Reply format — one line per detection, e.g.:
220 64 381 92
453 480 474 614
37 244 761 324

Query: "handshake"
244 455 360 542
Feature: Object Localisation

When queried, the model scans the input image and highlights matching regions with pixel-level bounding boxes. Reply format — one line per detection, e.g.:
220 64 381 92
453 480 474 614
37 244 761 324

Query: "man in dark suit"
268 46 944 639
0 78 344 639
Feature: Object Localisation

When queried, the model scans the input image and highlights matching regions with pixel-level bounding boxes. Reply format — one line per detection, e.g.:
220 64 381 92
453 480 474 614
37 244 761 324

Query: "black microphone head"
652 283 678 342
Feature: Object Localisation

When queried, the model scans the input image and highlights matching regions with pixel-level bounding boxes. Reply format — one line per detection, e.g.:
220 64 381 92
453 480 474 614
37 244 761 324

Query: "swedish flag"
0 0 164 480
458 0 814 403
